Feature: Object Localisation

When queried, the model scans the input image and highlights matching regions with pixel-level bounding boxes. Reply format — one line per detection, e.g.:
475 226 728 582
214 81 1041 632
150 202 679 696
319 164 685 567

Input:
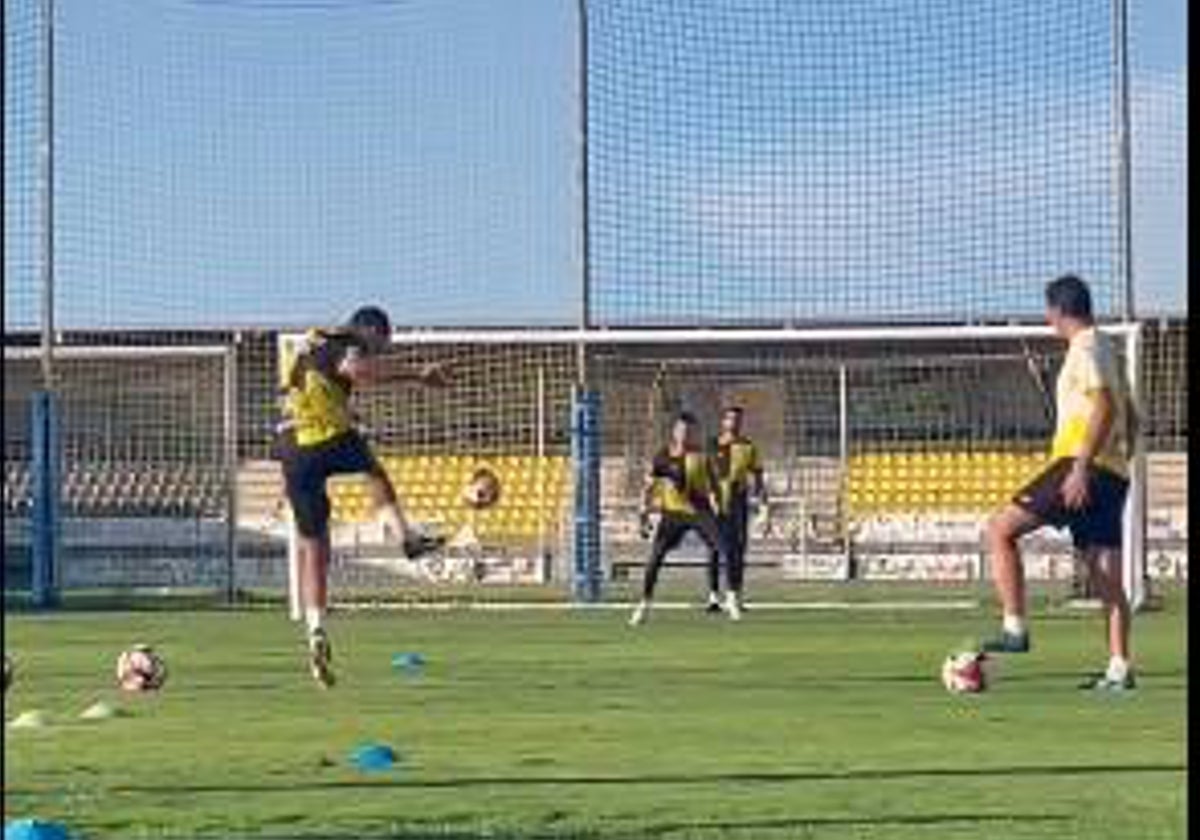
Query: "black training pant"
707 498 749 593
643 510 725 599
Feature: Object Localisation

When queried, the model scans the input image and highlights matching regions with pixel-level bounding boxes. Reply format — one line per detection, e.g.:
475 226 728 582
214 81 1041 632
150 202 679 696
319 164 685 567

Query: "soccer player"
981 275 1138 691
630 412 727 626
276 305 447 687
704 406 766 619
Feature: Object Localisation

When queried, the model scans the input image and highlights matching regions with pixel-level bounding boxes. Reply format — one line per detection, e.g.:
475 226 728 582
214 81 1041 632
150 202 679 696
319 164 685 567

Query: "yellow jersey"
1049 327 1130 477
280 329 367 448
712 435 762 513
650 446 716 518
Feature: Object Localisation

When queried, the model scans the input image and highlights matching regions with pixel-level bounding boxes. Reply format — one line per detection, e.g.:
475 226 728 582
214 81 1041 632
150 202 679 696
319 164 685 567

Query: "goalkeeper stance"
630 412 727 626
704 406 766 620
276 305 447 687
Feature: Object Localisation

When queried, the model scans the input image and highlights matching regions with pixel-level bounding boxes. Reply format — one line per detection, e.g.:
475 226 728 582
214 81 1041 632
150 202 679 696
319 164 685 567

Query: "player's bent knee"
985 514 1014 548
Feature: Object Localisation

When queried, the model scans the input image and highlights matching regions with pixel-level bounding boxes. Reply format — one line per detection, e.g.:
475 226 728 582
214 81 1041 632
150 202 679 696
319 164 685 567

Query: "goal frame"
4 342 240 604
278 322 1147 612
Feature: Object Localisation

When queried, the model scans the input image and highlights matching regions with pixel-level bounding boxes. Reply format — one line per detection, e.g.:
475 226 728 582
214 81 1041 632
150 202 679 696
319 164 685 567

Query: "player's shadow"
102 760 1184 797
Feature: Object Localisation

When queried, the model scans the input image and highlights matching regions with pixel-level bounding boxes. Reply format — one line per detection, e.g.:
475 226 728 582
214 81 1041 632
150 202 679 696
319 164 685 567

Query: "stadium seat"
319 454 570 541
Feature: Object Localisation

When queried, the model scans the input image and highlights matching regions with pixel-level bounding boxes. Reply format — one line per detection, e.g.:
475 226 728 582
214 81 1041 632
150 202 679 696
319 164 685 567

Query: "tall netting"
1129 0 1188 315
2 1 1187 607
44 0 576 330
586 0 1122 325
2 0 44 333
4 0 577 604
3 346 234 598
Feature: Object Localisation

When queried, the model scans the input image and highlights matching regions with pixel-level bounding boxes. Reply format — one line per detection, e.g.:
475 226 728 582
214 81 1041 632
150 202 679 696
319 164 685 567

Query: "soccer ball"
941 650 990 694
461 467 501 509
4 654 13 693
116 644 167 692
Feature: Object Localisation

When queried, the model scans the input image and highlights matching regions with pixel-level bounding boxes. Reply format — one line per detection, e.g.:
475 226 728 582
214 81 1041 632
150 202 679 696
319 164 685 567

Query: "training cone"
4 819 71 840
79 701 121 721
7 711 48 730
391 652 426 672
350 742 399 773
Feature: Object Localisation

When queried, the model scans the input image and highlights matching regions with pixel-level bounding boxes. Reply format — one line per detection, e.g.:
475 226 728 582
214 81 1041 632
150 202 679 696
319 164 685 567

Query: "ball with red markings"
116 644 167 692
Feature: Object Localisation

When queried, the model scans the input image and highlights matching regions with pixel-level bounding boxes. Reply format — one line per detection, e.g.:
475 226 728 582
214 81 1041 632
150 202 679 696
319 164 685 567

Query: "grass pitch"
3 587 1187 839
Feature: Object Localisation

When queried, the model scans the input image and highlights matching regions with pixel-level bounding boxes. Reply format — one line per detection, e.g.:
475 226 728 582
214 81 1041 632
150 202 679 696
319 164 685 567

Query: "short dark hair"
347 305 392 336
1045 275 1093 320
675 411 698 426
722 405 744 417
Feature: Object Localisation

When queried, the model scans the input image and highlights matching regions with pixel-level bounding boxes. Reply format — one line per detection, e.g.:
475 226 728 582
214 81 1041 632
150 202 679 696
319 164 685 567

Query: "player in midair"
704 406 766 620
630 412 726 626
980 275 1139 690
276 305 447 687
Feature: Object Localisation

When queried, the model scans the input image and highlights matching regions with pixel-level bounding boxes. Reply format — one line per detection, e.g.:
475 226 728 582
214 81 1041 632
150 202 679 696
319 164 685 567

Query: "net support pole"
1112 0 1135 321
571 387 601 602
38 0 55 391
30 390 61 608
223 340 239 604
536 364 548 580
838 364 854 581
1122 324 1147 611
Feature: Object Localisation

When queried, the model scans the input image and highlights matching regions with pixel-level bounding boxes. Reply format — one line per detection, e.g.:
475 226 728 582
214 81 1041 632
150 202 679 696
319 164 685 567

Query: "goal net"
263 333 577 610
589 325 1148 607
3 344 235 601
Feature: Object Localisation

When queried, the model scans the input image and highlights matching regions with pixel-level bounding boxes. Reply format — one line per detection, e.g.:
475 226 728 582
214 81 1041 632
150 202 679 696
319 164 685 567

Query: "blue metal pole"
571 387 601 602
30 390 61 608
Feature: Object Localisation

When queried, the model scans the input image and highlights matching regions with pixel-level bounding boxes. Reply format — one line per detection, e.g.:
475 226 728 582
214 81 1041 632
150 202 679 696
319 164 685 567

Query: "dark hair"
722 405 744 417
1045 275 1093 320
347 305 392 336
675 411 698 426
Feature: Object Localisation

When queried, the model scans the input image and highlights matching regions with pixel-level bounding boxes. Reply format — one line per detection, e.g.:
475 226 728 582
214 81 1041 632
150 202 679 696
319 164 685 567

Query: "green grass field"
3 588 1188 839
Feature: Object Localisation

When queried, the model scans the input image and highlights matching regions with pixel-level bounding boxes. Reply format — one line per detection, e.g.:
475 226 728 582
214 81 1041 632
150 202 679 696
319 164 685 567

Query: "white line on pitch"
331 600 980 612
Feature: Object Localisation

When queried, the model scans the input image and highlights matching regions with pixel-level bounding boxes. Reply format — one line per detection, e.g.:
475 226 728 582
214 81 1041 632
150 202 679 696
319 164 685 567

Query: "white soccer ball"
941 650 990 694
461 467 501 510
116 644 167 692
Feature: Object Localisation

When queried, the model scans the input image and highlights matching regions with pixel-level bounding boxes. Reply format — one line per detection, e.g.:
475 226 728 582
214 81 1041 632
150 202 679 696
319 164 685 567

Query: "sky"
2 0 1188 330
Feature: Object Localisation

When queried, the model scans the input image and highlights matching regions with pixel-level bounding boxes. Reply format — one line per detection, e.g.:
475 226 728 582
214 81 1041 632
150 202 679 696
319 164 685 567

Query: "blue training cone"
5 819 71 840
350 742 399 773
391 652 426 673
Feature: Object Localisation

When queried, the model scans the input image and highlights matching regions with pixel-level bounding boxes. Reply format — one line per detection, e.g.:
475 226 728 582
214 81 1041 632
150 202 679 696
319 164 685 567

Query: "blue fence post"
571 387 601 603
30 389 62 608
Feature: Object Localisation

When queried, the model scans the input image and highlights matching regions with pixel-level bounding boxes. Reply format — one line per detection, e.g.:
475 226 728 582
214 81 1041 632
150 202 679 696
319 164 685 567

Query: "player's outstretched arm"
341 354 451 389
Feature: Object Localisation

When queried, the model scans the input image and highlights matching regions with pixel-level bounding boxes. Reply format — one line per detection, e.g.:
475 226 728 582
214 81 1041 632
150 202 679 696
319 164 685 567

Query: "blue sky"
3 0 1187 330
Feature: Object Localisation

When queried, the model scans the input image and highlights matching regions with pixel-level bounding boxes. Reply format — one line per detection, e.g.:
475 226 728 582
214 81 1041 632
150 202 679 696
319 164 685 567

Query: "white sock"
305 607 324 634
1106 656 1130 681
708 591 721 604
1002 614 1027 636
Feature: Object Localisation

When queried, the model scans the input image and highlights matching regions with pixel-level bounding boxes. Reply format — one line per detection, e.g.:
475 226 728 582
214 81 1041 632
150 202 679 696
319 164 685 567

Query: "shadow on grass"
14 760 1177 799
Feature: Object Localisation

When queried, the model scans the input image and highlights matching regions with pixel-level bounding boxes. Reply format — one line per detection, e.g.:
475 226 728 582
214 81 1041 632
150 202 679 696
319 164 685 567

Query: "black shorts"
278 430 380 539
652 510 722 557
1012 458 1129 551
